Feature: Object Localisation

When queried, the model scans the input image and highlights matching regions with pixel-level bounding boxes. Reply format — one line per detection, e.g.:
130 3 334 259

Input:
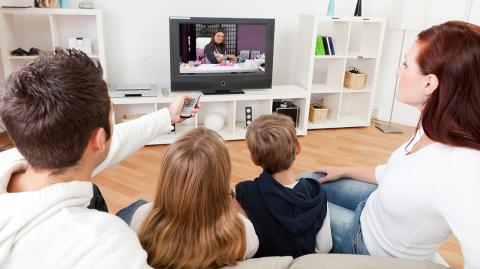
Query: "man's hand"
168 95 200 124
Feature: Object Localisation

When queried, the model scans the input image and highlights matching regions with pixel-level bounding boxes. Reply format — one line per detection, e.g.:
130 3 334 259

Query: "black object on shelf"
27 47 40 55
354 0 362 17
273 100 299 127
10 47 40 56
245 106 253 127
11 48 28 56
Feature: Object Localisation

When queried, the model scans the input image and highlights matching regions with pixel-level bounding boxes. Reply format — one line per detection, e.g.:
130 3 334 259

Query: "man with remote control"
0 49 199 268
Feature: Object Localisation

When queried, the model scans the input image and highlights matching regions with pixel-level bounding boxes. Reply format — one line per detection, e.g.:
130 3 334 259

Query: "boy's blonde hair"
245 113 297 174
139 127 246 269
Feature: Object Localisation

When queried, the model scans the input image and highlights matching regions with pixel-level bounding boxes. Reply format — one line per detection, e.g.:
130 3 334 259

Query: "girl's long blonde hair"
139 127 246 269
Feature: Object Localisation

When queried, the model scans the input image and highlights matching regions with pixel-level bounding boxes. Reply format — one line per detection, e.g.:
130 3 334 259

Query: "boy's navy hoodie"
235 170 328 258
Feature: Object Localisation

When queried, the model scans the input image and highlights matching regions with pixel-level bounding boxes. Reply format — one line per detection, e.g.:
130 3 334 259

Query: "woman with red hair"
304 21 480 268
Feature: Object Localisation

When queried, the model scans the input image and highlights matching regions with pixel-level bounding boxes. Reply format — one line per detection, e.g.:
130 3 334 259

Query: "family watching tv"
169 17 275 94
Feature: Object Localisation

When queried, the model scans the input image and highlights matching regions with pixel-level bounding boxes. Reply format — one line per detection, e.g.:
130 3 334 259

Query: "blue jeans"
299 172 377 255
116 199 148 225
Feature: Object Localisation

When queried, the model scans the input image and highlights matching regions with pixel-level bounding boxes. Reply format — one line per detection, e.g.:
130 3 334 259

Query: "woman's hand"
316 166 378 185
315 167 349 183
227 55 237 63
216 55 226 63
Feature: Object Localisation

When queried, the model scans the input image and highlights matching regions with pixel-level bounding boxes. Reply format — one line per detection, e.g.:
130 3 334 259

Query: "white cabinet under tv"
296 15 386 129
111 85 309 145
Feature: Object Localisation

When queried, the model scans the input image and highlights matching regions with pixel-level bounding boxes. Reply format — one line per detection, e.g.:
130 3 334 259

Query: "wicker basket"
121 113 145 123
344 67 367 90
309 103 328 123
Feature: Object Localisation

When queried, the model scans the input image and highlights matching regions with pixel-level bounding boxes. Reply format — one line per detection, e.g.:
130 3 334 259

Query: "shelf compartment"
347 21 383 58
315 19 349 56
345 58 377 90
339 92 372 126
197 101 235 139
234 99 272 138
309 93 340 125
2 14 53 53
113 103 155 125
312 58 346 89
273 98 308 132
50 14 100 56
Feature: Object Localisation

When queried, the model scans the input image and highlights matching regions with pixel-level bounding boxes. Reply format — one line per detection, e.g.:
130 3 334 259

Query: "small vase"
59 0 69 8
326 0 335 16
78 0 94 9
354 0 362 17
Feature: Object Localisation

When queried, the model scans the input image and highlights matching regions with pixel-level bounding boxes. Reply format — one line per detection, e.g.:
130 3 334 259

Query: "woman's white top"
361 129 480 268
285 181 332 253
130 202 259 259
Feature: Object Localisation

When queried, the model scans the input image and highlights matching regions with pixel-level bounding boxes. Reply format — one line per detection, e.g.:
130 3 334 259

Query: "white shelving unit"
296 15 386 129
111 85 309 145
0 8 106 79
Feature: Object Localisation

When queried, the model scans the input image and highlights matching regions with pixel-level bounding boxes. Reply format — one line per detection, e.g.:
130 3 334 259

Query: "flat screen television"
169 17 275 94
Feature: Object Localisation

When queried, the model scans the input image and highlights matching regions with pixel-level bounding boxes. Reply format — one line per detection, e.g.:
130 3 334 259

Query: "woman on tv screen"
204 30 237 64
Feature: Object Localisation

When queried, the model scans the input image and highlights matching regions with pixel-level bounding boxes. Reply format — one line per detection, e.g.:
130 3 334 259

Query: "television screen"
178 23 268 75
170 17 274 94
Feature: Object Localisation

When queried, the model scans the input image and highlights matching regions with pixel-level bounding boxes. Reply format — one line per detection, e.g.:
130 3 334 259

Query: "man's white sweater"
0 109 172 269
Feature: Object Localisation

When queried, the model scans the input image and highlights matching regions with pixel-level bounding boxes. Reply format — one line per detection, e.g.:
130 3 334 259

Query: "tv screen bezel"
169 17 275 93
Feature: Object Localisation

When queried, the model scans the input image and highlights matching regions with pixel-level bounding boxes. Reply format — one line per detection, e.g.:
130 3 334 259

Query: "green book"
315 36 325 55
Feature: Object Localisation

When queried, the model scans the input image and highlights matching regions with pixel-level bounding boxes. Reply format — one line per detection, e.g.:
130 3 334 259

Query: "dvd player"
108 84 159 98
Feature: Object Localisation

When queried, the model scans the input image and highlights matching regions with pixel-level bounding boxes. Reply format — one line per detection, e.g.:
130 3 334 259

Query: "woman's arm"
204 45 218 64
316 166 379 184
315 206 332 253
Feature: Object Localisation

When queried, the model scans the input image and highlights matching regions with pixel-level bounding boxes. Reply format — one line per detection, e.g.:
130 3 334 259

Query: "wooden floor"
0 124 463 268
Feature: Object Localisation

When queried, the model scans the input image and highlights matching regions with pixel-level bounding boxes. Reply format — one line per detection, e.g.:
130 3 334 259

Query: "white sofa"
222 254 451 269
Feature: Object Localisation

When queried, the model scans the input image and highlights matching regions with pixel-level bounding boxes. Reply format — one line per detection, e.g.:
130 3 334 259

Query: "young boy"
235 114 332 258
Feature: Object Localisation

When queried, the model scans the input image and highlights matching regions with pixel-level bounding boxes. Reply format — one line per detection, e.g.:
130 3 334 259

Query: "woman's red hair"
416 21 480 150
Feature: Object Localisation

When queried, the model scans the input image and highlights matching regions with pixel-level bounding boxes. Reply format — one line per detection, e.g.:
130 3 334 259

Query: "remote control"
180 93 201 118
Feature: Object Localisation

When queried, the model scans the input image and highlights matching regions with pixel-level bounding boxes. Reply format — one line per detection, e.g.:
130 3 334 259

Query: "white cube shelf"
0 8 107 80
295 15 386 130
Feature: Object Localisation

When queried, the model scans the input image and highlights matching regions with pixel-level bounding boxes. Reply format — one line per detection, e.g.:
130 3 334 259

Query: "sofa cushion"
289 254 451 269
221 256 293 269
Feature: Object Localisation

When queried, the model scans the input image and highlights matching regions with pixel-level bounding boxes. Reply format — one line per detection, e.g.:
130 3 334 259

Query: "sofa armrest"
221 256 293 269
289 254 451 269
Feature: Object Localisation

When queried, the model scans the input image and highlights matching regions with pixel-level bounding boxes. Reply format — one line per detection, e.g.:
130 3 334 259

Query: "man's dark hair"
0 49 111 170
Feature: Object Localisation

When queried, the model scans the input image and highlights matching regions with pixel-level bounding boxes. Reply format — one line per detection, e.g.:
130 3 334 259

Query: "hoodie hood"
0 148 92 264
257 170 327 236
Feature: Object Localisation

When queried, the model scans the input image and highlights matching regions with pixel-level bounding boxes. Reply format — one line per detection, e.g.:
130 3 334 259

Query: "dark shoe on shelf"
26 47 40 55
10 48 28 56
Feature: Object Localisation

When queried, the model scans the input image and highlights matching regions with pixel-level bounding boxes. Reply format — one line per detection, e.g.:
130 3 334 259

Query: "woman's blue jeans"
116 199 148 225
299 172 377 255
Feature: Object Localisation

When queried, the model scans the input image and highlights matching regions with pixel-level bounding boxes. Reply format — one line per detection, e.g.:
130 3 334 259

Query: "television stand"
201 89 245 95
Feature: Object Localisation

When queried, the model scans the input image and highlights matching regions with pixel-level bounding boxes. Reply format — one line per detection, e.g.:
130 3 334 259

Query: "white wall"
71 0 332 86
63 0 476 127
371 0 472 126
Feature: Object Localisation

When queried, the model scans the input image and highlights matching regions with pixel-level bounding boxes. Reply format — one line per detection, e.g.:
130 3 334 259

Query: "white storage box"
68 37 92 55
